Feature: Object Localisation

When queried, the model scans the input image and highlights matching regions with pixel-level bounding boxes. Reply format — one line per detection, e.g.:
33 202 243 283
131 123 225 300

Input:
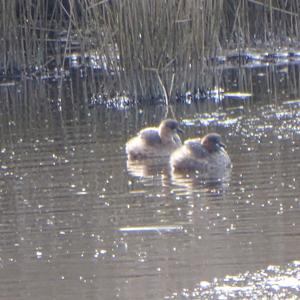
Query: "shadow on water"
1 61 300 299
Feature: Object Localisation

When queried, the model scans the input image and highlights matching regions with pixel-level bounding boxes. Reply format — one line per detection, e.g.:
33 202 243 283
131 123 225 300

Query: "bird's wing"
184 139 208 158
139 128 161 145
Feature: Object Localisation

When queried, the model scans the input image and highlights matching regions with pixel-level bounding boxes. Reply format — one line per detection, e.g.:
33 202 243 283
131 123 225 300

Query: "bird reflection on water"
170 167 232 197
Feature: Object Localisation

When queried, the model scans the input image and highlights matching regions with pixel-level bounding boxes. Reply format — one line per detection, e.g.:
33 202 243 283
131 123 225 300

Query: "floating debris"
217 118 240 127
119 225 183 233
282 99 300 106
176 89 208 103
89 94 134 110
227 51 262 63
209 55 226 65
223 92 252 100
289 51 300 57
0 81 16 87
207 88 225 102
264 51 289 60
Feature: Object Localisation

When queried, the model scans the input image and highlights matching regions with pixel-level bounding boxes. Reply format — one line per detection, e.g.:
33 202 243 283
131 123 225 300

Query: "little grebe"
170 133 231 172
126 119 183 160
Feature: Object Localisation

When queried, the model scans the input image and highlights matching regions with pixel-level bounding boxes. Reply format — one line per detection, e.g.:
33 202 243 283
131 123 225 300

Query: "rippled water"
1 64 300 299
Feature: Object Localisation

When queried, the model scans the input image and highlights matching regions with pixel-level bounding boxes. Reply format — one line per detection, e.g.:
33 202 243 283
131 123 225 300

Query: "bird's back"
126 127 163 159
139 128 161 146
184 139 208 158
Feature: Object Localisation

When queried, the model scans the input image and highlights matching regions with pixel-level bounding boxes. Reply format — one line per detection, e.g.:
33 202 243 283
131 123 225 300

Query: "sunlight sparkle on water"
168 262 300 299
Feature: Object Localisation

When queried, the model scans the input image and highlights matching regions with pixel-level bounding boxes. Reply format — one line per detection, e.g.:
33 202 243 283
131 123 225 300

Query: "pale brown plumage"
170 133 231 172
126 119 183 160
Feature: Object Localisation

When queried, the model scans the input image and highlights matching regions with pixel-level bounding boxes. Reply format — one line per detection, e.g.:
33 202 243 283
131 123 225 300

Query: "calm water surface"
1 65 300 299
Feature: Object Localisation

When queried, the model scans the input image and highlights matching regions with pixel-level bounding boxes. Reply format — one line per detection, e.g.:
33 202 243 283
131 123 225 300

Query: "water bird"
126 119 183 160
170 133 231 172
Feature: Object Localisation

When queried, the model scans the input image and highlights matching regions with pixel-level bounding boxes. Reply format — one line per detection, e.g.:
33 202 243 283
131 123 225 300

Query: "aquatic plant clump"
1 0 300 101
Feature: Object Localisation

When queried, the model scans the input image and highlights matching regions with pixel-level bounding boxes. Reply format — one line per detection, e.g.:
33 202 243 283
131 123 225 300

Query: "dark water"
1 63 300 299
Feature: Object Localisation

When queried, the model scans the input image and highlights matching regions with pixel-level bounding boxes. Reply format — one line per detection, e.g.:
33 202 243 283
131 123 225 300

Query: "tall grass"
1 0 300 102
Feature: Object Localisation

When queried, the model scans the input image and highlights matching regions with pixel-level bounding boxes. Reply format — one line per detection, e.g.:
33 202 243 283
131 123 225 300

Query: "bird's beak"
176 127 184 134
218 142 226 149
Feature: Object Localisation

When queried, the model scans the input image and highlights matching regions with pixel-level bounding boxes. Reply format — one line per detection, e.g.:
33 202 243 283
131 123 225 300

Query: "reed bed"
1 0 300 102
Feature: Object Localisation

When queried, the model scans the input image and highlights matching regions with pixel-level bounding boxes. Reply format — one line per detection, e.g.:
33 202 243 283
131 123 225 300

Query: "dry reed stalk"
1 0 300 102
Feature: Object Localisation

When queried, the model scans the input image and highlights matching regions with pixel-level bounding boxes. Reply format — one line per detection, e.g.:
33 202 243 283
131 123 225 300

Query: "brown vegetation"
1 0 300 102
